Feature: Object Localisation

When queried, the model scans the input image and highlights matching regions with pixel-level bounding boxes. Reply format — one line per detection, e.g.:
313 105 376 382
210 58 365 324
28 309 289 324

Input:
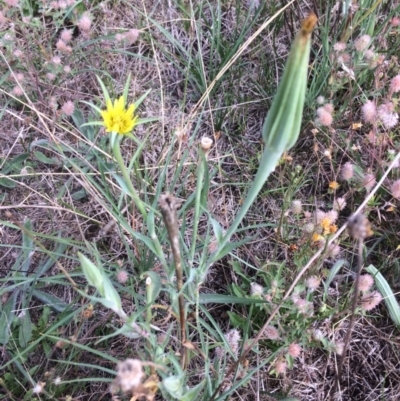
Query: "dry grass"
1 0 400 400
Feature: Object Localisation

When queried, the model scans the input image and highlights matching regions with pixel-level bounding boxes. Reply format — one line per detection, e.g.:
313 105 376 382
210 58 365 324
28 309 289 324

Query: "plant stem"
159 193 187 369
211 149 282 262
112 137 147 219
331 237 364 397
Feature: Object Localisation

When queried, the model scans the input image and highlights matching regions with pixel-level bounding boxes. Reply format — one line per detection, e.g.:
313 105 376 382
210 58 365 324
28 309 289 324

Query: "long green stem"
112 138 147 219
211 149 282 262
189 152 207 264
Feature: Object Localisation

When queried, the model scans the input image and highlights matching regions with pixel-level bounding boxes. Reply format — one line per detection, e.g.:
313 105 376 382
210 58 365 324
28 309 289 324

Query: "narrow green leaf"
122 72 131 104
96 75 111 105
133 89 151 109
199 294 268 305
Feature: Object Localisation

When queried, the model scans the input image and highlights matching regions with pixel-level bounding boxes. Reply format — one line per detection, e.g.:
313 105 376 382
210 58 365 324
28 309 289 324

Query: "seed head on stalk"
210 13 317 263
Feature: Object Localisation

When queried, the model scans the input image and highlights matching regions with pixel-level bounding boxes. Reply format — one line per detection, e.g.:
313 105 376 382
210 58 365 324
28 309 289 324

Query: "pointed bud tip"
301 12 318 35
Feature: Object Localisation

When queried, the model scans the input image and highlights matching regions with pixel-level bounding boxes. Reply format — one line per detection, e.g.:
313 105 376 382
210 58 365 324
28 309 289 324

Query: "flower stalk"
111 133 147 218
210 13 317 263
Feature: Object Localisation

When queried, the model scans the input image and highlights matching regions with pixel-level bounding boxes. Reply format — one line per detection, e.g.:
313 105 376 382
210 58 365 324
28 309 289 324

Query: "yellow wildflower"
100 96 138 134
320 217 331 235
329 181 340 190
312 232 324 243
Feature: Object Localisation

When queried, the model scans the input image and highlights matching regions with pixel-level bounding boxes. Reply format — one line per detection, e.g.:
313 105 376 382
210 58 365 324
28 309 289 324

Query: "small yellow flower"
320 217 331 235
329 181 340 190
312 232 324 243
100 96 138 134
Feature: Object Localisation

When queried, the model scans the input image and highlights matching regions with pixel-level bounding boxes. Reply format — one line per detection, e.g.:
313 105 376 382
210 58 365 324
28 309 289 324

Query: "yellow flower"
100 96 138 134
329 181 340 190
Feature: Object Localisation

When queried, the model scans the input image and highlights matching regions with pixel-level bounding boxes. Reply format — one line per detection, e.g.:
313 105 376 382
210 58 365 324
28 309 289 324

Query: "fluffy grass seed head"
273 358 287 375
316 106 333 127
264 325 280 340
250 282 264 296
391 17 400 27
333 197 347 211
61 100 74 116
361 100 376 123
125 28 140 45
100 96 138 135
328 243 341 258
391 179 400 199
378 102 399 129
295 298 313 315
354 34 371 52
358 274 374 293
333 42 346 52
78 12 91 32
341 161 354 181
11 85 23 96
390 75 400 94
116 270 129 284
61 29 73 43
303 223 315 234
306 276 321 291
56 39 72 53
288 343 302 358
291 200 302 214
362 173 376 192
115 359 144 392
33 382 45 394
225 329 241 356
360 291 383 311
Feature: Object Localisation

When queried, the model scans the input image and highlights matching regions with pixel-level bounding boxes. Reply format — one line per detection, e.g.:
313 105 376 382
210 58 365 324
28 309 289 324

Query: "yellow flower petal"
100 96 138 135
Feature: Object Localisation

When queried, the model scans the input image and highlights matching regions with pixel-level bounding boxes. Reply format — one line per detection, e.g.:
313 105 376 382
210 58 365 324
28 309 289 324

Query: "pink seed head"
78 13 91 32
61 29 73 43
116 270 129 284
358 274 374 293
360 291 382 311
61 100 74 116
391 179 400 199
341 162 354 181
361 100 376 123
354 34 371 52
288 343 301 358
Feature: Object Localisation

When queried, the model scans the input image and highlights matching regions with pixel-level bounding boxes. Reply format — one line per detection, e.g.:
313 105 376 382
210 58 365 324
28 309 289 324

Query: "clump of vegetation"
1 1 400 401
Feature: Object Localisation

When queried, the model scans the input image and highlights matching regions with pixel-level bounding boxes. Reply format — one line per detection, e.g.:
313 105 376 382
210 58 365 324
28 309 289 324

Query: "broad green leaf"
366 264 400 327
162 374 184 398
78 252 104 291
33 151 59 165
19 310 32 348
0 291 17 345
31 289 69 312
182 380 206 401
